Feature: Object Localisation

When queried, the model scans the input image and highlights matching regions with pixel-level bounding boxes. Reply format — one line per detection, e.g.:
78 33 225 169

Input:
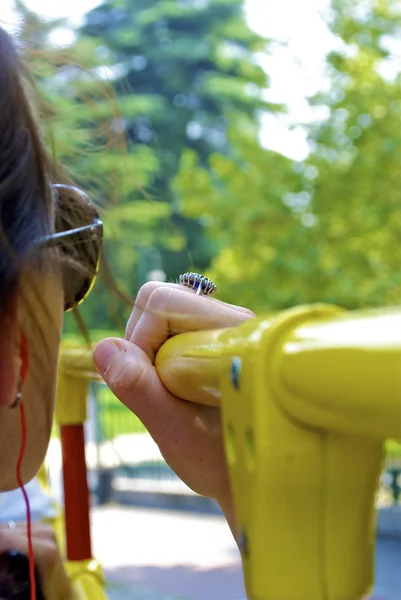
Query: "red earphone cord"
16 332 36 600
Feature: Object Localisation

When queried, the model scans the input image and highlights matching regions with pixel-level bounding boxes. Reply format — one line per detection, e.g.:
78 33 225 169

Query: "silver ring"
178 272 217 296
7 521 16 529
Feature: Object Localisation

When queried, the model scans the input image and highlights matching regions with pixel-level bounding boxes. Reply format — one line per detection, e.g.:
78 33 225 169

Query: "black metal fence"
88 382 185 505
88 381 401 508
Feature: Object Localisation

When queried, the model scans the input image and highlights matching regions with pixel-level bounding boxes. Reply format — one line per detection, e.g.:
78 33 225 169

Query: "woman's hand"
93 282 254 535
0 522 75 600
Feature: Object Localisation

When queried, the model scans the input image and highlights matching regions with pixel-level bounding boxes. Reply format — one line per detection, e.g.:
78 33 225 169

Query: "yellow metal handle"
66 559 107 600
56 346 100 426
155 304 401 600
156 326 233 405
55 345 108 599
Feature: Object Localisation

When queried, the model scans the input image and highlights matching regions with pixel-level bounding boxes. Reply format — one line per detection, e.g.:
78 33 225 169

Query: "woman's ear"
0 294 25 408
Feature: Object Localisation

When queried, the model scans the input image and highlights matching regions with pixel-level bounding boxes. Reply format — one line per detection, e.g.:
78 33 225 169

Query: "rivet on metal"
231 357 241 390
239 530 249 557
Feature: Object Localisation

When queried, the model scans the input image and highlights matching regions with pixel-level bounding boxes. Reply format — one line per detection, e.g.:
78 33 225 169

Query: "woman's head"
0 26 102 490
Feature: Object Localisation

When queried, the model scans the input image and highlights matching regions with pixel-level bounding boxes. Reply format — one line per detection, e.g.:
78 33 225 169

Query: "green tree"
304 0 401 308
16 2 170 334
174 126 308 313
81 0 277 281
175 0 401 312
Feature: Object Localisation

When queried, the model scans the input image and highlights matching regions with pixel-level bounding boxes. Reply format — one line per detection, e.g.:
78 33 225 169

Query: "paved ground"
91 504 401 600
92 505 243 600
374 538 401 600
46 435 401 599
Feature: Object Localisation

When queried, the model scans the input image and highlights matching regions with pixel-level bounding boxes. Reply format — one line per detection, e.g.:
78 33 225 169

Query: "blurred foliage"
16 0 278 334
175 129 306 311
15 0 401 322
80 0 276 286
304 0 401 308
17 3 166 332
176 0 401 312
386 439 401 465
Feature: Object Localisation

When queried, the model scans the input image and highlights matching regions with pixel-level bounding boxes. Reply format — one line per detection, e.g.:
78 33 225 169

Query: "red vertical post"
60 424 92 561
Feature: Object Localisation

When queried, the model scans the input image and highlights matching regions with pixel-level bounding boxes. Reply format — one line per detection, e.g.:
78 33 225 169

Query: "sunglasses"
38 184 103 312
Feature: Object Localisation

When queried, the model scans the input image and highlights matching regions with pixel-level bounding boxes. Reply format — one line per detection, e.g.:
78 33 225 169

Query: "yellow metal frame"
42 345 108 600
156 304 401 600
42 303 401 600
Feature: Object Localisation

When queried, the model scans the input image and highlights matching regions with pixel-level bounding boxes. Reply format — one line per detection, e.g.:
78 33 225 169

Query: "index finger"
125 282 194 340
125 281 254 342
130 285 255 363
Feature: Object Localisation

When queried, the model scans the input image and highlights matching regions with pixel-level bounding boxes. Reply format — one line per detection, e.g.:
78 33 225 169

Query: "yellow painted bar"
155 304 401 600
65 559 106 600
275 306 401 438
54 345 108 599
55 346 101 427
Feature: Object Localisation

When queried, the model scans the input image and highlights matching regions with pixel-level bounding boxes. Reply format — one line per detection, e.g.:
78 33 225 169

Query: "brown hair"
0 25 100 596
0 25 107 337
0 26 54 307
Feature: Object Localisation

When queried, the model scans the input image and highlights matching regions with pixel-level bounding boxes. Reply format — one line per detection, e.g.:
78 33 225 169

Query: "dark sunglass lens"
52 185 103 311
62 227 102 311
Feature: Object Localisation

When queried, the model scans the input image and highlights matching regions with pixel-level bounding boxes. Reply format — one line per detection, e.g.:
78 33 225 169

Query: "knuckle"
104 353 144 404
104 351 129 391
133 363 153 399
147 286 173 310
136 282 160 308
110 358 146 405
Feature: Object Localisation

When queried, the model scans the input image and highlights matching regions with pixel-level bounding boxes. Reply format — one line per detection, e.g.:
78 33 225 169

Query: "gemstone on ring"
178 272 217 296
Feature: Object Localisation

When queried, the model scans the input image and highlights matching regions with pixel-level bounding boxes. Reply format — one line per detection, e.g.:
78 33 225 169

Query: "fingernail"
93 340 120 374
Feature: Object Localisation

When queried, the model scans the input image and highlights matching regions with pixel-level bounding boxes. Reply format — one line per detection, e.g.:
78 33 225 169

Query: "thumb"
93 338 192 441
93 338 150 409
93 338 156 407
